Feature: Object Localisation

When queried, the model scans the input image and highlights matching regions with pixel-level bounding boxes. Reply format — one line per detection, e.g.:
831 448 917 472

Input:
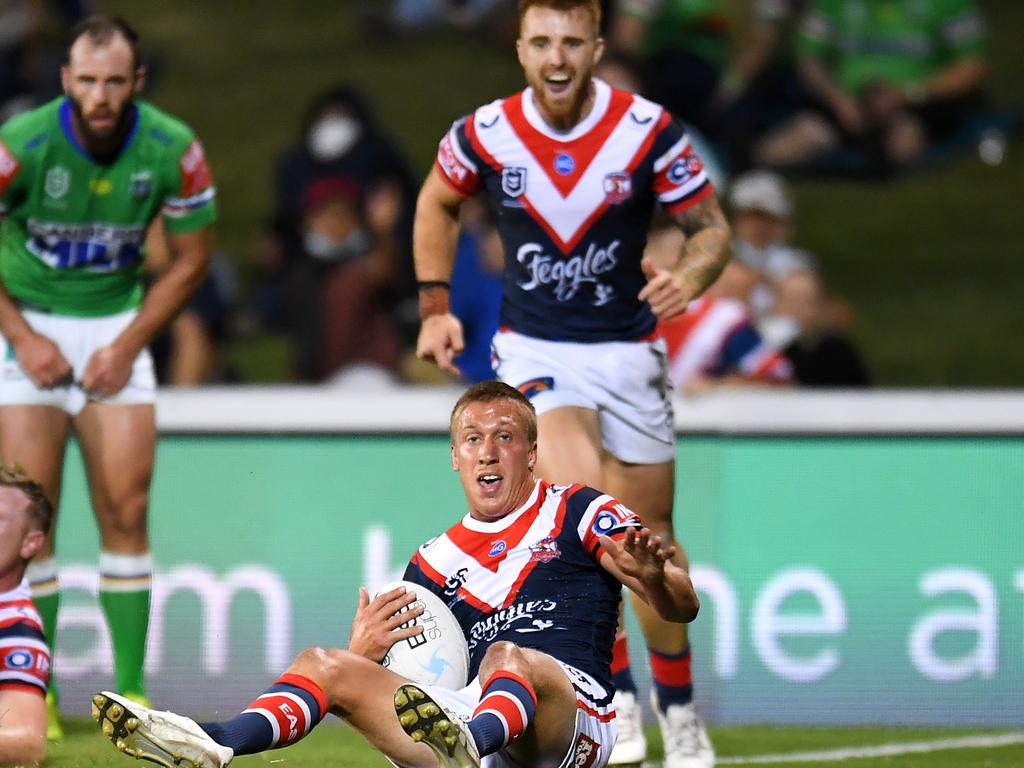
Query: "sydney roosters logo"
529 536 560 563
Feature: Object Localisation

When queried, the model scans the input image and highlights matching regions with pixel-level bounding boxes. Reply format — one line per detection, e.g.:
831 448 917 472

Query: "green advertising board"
50 435 1024 724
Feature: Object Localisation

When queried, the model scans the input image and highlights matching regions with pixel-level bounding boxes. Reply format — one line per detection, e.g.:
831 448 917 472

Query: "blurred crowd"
4 0 1013 391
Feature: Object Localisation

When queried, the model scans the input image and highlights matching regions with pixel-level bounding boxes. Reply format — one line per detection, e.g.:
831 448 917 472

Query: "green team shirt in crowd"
798 0 988 95
0 97 217 317
620 0 734 67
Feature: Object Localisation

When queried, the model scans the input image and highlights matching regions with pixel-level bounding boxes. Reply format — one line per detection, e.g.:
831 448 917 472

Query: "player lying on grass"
92 381 699 768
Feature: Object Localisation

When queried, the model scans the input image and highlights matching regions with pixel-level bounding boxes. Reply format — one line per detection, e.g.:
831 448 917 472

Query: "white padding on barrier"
154 386 1024 435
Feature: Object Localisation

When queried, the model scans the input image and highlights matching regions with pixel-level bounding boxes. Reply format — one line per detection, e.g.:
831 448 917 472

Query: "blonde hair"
518 0 602 33
450 381 538 444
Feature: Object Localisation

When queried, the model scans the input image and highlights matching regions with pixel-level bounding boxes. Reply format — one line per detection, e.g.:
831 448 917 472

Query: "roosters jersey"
403 480 643 691
0 579 50 696
659 296 792 387
435 78 712 342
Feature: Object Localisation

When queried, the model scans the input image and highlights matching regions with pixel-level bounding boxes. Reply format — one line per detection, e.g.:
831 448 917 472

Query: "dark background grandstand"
105 0 1023 386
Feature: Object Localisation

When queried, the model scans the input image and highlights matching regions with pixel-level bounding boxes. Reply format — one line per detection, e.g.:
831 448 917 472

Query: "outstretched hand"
599 527 676 587
347 585 424 663
637 257 690 321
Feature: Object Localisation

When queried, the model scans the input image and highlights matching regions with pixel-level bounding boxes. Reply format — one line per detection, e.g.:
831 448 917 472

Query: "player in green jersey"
0 16 216 739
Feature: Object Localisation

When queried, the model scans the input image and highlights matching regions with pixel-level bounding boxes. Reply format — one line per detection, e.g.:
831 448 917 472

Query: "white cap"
729 170 793 219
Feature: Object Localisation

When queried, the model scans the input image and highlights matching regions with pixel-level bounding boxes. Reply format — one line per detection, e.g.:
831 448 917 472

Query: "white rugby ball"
375 580 470 690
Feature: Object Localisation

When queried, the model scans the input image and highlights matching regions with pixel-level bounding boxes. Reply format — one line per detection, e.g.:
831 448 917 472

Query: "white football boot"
92 691 234 768
395 683 480 768
608 690 647 764
650 691 714 768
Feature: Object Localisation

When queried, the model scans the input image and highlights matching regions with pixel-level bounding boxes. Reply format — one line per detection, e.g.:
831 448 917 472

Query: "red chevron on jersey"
416 481 572 610
466 80 668 254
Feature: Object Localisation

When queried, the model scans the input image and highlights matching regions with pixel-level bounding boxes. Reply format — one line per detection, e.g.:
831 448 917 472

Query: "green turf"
87 0 1023 385
51 718 1024 767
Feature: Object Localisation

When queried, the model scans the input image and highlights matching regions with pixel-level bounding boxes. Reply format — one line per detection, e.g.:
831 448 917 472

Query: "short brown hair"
68 15 141 70
0 465 53 535
450 381 538 444
518 0 602 32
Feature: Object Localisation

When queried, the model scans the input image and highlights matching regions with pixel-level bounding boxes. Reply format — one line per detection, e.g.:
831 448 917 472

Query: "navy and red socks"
468 671 537 756
200 673 327 755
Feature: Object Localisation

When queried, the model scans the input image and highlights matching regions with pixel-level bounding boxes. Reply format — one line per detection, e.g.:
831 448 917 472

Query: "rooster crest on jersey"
376 580 470 690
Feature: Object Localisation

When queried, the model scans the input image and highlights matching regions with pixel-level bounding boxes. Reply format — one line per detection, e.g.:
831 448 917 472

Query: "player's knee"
288 647 359 706
480 641 530 677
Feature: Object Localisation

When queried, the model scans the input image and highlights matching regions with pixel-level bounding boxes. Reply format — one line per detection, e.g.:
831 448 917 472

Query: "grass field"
50 718 1024 768
91 0 1024 387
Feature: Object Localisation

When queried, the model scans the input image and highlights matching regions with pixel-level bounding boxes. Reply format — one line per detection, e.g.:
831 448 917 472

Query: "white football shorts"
424 659 617 768
0 309 156 416
492 329 675 464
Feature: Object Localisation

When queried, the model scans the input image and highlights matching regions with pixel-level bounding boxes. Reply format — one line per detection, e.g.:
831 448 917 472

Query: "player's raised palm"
600 527 676 587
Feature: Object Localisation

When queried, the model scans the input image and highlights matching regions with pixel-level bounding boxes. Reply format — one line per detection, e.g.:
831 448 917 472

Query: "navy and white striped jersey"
403 480 643 690
0 579 50 696
435 78 712 342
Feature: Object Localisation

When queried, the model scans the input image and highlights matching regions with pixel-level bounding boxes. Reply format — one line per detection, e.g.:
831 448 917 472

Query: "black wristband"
417 280 451 291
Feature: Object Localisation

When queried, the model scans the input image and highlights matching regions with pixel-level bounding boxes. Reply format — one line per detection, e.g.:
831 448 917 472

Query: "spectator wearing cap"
728 170 815 320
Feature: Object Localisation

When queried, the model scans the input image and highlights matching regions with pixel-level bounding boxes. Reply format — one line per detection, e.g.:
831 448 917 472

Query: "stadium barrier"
52 387 1024 724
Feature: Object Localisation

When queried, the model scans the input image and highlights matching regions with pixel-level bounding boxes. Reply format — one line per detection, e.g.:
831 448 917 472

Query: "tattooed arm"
638 195 731 320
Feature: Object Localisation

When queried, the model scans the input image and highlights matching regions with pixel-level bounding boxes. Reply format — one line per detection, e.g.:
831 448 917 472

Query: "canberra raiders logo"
45 166 71 198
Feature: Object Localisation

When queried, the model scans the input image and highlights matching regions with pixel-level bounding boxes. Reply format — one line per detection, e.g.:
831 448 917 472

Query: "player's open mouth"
544 73 572 95
478 474 502 490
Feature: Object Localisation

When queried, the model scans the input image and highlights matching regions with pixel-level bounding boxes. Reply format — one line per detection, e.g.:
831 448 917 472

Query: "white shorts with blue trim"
492 329 675 464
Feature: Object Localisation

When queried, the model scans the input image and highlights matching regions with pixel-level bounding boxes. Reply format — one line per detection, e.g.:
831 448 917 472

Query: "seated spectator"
769 269 871 386
647 224 793 395
728 169 815 318
272 85 419 343
285 179 404 382
713 0 811 170
610 0 737 135
755 0 989 176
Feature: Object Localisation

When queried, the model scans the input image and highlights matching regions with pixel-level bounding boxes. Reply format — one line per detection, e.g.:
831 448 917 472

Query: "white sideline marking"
639 732 1024 766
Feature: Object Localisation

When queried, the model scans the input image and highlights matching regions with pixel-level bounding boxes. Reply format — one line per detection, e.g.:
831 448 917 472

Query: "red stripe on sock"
474 691 527 737
611 632 630 675
480 670 538 708
649 648 692 687
277 672 328 718
256 693 308 745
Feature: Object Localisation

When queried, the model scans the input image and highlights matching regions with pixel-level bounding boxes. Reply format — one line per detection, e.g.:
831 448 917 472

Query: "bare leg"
601 457 687 654
0 405 71 557
74 403 155 555
288 647 439 767
534 407 604 487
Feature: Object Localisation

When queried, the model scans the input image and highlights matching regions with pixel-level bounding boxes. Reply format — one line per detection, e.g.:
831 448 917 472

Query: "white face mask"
758 314 801 349
303 228 373 263
307 116 362 161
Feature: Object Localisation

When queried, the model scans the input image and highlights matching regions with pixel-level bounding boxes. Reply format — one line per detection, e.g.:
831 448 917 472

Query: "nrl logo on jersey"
45 166 70 199
502 166 527 197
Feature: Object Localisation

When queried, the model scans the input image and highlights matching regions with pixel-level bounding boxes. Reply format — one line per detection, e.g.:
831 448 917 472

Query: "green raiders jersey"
0 97 216 316
798 0 988 95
